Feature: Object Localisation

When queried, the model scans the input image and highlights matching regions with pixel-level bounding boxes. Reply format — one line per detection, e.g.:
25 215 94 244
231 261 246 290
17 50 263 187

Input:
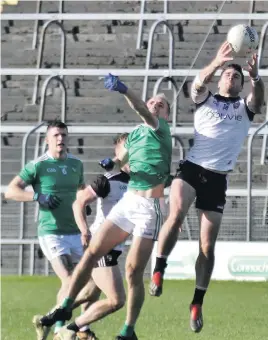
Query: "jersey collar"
46 151 67 160
214 94 241 102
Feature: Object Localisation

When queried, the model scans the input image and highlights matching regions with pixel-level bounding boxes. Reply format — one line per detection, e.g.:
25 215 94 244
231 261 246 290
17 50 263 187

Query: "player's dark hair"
47 120 68 132
113 133 129 145
221 63 244 86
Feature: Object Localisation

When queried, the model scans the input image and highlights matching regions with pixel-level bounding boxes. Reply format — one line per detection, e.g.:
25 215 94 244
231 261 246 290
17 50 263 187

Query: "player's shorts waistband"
181 160 228 177
125 190 160 202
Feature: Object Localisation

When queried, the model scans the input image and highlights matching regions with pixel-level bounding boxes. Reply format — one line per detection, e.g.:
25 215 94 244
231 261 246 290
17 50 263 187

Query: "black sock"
67 322 80 332
191 288 207 305
153 257 167 275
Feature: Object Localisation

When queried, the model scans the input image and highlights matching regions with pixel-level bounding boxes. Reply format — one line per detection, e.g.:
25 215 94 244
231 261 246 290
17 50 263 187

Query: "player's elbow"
4 186 13 200
73 197 87 215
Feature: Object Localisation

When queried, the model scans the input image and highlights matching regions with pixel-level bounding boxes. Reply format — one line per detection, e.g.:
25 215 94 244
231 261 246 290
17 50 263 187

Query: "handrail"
34 75 67 161
153 76 178 134
248 0 255 27
19 121 46 275
32 20 66 105
32 0 65 50
260 95 268 165
136 0 146 50
2 185 267 197
163 0 168 34
1 13 268 20
1 125 268 135
142 20 174 101
168 0 226 129
246 120 268 241
136 0 169 49
258 22 268 165
2 69 268 77
32 0 41 50
34 139 47 224
257 21 268 69
262 178 268 227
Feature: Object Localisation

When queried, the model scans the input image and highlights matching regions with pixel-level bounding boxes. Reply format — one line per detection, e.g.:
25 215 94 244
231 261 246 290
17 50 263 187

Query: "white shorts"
39 234 83 263
107 191 163 240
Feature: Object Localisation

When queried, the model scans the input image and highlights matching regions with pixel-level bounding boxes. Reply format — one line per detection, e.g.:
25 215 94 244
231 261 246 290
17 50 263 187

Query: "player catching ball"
150 40 264 333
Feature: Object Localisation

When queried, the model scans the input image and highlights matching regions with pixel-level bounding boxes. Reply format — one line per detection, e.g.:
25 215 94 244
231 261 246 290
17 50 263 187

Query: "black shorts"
174 160 227 214
94 249 122 268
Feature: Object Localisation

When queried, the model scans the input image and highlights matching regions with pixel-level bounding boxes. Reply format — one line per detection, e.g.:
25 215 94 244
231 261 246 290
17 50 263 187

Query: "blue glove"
33 193 61 209
99 158 115 171
104 73 128 94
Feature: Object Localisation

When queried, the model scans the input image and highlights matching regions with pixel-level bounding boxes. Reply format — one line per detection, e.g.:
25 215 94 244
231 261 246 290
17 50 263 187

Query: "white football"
227 24 259 57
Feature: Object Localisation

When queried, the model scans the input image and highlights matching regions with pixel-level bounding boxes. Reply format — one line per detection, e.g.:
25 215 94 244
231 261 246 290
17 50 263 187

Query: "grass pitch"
1 276 267 340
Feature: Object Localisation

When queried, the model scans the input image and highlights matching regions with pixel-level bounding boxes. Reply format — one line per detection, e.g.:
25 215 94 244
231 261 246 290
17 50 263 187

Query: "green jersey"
19 152 84 236
125 118 172 190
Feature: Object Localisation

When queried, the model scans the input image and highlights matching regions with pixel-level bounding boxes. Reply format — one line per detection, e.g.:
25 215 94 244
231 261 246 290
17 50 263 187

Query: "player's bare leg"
57 265 125 339
189 210 222 333
40 220 129 327
116 236 154 340
150 179 195 296
33 255 74 340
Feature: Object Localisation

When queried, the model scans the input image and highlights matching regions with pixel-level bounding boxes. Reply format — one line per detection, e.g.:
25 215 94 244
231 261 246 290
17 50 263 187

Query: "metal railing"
257 21 268 166
2 69 268 77
247 120 268 241
248 0 256 27
18 121 46 275
142 20 174 101
32 20 66 104
2 13 268 20
32 0 64 49
153 76 178 134
136 0 169 49
34 75 67 161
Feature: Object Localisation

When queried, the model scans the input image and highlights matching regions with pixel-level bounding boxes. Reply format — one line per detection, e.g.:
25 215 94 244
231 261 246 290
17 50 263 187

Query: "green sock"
61 297 74 310
120 323 134 337
54 320 65 333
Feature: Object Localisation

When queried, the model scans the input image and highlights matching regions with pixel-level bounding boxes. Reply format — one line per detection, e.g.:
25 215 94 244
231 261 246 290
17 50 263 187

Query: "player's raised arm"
244 53 265 114
104 73 158 128
191 41 233 104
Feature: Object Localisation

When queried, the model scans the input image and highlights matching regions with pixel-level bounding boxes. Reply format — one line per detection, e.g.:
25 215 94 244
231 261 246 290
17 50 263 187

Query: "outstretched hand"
214 41 234 67
244 53 258 79
104 73 128 94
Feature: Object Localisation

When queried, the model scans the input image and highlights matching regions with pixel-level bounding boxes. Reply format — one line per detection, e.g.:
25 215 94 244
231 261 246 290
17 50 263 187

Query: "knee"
200 243 215 259
167 210 184 229
85 245 102 263
109 293 126 311
125 264 143 286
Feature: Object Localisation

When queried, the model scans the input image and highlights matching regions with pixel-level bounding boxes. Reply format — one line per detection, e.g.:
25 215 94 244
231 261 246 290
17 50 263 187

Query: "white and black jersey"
88 171 129 251
187 78 256 172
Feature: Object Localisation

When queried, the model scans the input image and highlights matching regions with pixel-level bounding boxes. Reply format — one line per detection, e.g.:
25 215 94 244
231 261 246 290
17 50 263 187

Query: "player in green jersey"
5 120 90 340
39 74 172 340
